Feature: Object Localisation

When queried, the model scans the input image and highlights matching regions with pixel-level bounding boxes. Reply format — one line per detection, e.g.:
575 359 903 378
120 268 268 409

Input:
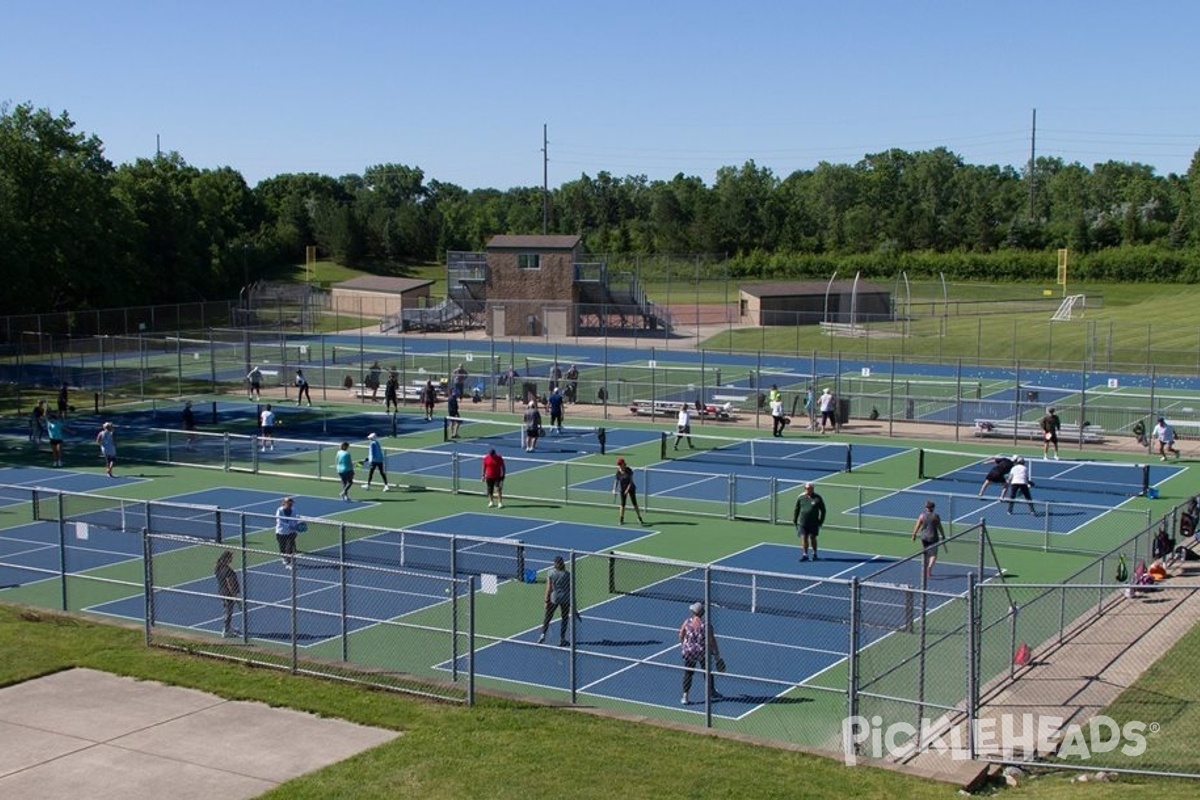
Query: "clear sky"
5 1 1198 190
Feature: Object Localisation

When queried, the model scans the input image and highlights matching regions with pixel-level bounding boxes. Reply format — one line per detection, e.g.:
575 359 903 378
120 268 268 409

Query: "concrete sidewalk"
0 668 400 799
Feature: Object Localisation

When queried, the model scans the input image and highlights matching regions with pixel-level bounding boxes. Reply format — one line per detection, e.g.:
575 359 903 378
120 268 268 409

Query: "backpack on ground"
1115 555 1129 583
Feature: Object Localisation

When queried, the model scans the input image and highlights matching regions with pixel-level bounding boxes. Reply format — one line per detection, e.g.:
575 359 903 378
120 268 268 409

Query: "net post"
442 416 450 442
214 508 223 544
845 442 853 473
515 541 526 582
58 492 68 611
1140 463 1150 497
31 486 42 521
659 431 668 461
902 582 914 633
142 527 153 640
607 551 617 593
917 448 926 479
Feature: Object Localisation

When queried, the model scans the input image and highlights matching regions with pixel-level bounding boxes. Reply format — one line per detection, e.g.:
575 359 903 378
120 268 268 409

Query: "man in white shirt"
674 406 694 450
770 396 786 437
259 404 276 452
1005 456 1037 515
818 388 836 433
1152 417 1180 461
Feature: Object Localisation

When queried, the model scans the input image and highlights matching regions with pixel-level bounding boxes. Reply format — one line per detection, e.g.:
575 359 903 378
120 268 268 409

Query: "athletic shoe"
382 485 391 492
536 633 545 644
681 694 689 705
1161 456 1167 461
619 518 625 525
1053 454 1060 460
487 501 495 508
497 502 503 509
361 482 370 489
812 554 819 561
800 554 809 562
223 630 236 639
559 640 568 647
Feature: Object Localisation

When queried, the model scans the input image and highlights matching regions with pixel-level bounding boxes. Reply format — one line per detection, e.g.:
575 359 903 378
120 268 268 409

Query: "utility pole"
1028 108 1037 218
542 124 549 234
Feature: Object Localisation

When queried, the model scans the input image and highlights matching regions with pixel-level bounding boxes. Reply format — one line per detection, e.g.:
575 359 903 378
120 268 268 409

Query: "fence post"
967 572 978 760
846 575 860 753
340 523 349 662
57 492 68 611
142 528 153 644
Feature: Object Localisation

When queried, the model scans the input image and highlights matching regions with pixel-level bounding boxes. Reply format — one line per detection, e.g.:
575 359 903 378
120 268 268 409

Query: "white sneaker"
382 485 391 492
497 502 504 509
487 500 495 508
1053 453 1060 460
681 694 689 705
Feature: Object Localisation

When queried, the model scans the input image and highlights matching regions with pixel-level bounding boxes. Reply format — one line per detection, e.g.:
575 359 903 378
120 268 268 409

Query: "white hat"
367 432 376 440
823 388 831 394
689 602 704 615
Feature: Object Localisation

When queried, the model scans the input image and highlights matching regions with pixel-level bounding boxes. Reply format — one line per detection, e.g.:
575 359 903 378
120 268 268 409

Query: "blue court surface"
444 543 993 718
0 466 144 498
856 457 1183 534
81 509 658 642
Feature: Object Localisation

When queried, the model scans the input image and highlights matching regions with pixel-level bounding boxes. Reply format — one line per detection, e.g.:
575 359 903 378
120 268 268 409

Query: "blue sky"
5 1 1198 190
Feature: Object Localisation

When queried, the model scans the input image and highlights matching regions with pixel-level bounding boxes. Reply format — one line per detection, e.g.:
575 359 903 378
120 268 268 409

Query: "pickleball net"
337 528 525 580
917 447 1150 497
607 552 913 632
444 416 603 454
32 489 231 541
660 431 852 474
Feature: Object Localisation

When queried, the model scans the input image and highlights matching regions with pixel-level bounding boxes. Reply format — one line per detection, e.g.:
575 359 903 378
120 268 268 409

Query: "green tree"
0 103 128 314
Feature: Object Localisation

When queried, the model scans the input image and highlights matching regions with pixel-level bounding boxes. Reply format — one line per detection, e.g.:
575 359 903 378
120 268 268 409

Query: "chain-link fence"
5 328 1200 463
7 481 1191 773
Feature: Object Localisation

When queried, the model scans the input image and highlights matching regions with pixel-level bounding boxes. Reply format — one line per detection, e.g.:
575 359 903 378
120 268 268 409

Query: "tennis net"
660 431 852 474
918 447 1150 497
445 416 603 454
340 529 524 580
607 554 912 632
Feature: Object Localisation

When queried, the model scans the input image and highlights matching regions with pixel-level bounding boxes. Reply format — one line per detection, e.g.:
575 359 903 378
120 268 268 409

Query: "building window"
517 253 541 270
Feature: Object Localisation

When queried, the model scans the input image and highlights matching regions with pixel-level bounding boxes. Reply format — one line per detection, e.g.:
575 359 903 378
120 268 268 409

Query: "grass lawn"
2 604 1198 799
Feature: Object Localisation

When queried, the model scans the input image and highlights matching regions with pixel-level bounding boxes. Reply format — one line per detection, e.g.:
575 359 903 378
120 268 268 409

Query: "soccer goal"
1051 294 1085 321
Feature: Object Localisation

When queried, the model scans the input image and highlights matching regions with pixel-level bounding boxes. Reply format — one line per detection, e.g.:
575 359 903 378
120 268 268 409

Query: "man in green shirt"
792 482 827 562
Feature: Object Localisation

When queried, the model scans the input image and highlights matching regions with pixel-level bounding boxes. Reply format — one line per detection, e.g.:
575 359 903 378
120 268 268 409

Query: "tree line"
3 101 1200 316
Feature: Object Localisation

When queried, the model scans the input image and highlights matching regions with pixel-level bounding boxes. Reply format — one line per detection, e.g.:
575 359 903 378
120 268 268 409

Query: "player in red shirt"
482 447 506 508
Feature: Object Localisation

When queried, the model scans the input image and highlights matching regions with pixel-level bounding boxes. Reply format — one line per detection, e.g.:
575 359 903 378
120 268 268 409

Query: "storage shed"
739 280 892 326
330 276 434 318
